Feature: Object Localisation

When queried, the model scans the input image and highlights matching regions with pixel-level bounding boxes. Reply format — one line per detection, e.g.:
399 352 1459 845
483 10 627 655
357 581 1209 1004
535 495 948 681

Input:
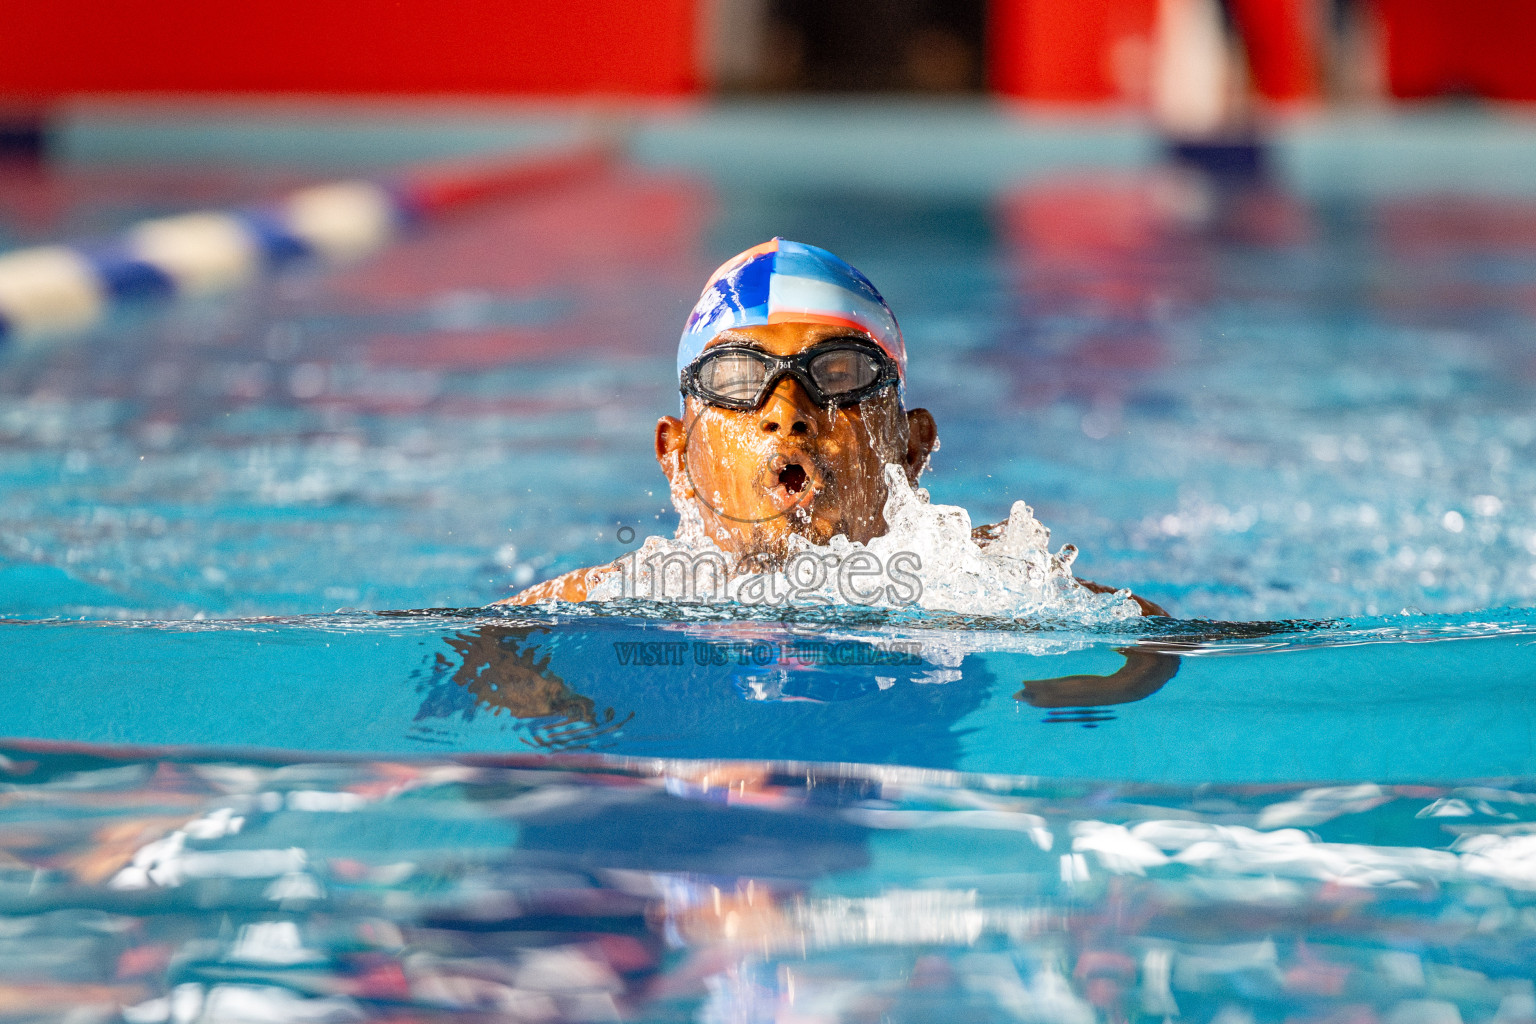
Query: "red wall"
1377 0 1536 101
990 0 1157 102
0 0 701 97
11 0 1535 105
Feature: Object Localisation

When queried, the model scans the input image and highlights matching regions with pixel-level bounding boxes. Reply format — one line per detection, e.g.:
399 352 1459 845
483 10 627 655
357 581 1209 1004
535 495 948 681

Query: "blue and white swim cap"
678 238 905 391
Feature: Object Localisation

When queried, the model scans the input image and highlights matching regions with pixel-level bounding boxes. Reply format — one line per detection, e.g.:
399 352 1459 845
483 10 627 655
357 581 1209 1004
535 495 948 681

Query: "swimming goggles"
680 339 900 411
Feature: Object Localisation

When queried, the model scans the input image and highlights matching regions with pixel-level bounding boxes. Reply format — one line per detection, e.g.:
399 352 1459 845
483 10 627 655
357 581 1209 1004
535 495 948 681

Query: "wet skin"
497 320 1177 706
660 322 939 561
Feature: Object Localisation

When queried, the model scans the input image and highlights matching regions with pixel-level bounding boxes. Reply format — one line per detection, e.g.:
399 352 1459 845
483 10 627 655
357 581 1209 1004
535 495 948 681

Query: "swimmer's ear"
656 414 699 499
656 416 687 474
903 408 937 483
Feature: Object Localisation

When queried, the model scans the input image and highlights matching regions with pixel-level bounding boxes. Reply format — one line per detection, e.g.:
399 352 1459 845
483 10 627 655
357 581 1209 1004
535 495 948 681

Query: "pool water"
5 109 1536 1021
5 744 1536 1024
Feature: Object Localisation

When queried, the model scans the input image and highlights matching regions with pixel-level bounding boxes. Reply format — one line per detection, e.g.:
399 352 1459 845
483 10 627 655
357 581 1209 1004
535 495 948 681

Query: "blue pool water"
5 106 1536 1020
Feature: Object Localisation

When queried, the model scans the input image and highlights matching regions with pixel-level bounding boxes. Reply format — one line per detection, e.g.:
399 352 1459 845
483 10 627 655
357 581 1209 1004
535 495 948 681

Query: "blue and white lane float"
0 140 614 347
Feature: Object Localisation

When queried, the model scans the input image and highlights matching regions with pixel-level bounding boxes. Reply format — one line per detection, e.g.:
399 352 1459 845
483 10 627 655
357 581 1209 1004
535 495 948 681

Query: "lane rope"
0 139 615 348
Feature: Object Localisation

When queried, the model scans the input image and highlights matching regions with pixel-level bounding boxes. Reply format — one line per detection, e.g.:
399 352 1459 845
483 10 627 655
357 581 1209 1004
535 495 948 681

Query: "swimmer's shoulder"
971 520 1169 618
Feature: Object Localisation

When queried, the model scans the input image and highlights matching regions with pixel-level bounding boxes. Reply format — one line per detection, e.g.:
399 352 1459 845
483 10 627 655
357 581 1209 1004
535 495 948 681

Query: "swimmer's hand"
441 627 588 720
1016 647 1180 708
1076 577 1169 617
442 626 633 748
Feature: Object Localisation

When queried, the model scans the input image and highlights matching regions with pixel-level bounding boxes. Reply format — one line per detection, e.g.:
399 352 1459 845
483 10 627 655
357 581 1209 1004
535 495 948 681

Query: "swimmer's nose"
759 378 818 438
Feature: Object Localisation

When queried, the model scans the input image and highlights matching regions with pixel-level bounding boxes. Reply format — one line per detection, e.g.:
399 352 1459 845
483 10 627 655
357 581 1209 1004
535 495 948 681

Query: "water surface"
5 121 1536 1020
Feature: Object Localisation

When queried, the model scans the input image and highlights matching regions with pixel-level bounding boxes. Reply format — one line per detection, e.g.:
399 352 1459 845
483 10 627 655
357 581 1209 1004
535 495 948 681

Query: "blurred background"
5 0 1535 113
4 0 1536 622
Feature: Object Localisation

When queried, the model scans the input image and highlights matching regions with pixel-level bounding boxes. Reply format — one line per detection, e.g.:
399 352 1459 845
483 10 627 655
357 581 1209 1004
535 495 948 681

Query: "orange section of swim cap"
704 238 780 285
765 311 870 332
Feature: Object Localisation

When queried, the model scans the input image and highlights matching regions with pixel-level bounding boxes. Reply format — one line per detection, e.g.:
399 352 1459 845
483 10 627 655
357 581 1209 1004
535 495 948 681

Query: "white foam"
589 463 1142 623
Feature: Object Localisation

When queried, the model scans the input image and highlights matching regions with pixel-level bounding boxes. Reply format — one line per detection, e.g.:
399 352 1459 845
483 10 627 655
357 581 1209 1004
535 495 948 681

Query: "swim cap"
678 238 905 395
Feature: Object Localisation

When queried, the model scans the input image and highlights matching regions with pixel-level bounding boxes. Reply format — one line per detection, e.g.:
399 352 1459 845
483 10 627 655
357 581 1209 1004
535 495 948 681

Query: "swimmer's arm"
1076 578 1169 618
1016 647 1180 708
496 572 587 605
495 560 622 605
970 521 1179 707
970 521 1169 617
1016 583 1179 707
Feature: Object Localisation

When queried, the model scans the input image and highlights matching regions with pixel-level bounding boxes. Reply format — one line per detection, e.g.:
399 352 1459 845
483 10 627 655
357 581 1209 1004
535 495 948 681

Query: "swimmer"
499 238 1177 705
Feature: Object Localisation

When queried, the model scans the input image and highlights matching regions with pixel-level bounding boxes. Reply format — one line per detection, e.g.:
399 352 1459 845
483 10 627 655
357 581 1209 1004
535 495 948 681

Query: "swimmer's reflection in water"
414 626 633 750
493 239 1180 707
416 617 1299 752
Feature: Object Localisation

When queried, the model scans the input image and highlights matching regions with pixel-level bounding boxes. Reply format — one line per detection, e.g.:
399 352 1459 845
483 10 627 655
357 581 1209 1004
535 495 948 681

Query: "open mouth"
761 452 822 511
778 462 808 495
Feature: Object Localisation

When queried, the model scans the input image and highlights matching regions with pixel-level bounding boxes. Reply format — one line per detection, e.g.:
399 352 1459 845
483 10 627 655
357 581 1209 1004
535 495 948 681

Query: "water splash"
588 465 1141 623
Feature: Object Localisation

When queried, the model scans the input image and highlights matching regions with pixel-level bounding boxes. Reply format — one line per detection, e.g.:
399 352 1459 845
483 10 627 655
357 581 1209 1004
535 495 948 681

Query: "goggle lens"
695 350 771 402
807 348 882 394
684 342 896 410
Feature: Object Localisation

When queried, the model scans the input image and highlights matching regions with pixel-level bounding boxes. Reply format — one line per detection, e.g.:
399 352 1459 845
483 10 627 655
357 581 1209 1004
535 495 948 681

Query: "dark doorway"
755 0 987 93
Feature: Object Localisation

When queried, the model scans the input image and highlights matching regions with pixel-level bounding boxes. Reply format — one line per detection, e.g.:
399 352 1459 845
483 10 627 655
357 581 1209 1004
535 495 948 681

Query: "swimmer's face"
657 322 937 562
